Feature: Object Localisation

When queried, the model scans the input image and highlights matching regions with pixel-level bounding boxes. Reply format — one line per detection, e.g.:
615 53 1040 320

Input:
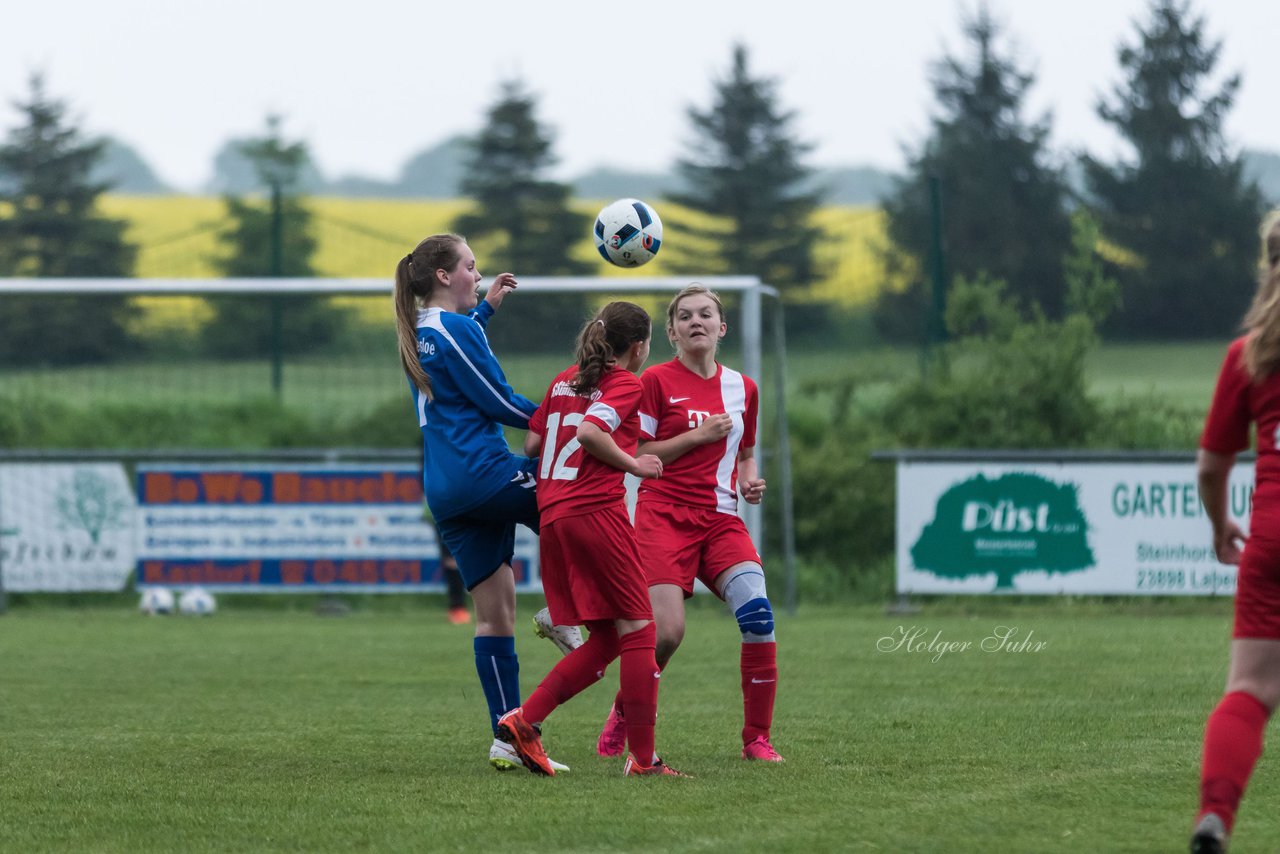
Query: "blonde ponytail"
1242 213 1280 381
392 233 467 400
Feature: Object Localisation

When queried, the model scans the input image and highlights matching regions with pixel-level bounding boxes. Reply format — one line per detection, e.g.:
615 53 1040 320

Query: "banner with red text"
135 464 540 591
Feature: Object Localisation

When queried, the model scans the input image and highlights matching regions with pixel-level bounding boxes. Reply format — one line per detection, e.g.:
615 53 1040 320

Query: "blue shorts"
435 465 540 591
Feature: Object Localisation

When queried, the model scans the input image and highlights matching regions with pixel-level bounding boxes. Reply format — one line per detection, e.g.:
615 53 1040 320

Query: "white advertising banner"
895 459 1253 595
0 463 137 591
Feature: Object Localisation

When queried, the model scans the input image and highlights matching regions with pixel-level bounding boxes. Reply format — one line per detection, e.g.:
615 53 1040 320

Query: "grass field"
1084 341 1229 409
1 598 1268 852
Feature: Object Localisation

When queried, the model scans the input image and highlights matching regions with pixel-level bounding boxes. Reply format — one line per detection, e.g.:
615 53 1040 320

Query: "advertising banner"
135 464 541 592
896 459 1252 595
0 463 136 591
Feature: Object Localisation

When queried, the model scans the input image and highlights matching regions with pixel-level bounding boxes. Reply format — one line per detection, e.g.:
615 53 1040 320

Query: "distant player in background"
436 524 469 625
419 463 470 626
585 284 783 763
393 233 569 773
496 302 688 777
1191 213 1280 854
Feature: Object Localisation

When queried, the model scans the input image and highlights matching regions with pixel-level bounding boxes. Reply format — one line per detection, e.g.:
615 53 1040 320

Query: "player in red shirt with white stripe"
1191 214 1280 852
494 302 689 777
591 284 783 763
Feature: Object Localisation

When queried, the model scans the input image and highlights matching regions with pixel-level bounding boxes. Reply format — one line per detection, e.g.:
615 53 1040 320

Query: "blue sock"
473 636 520 735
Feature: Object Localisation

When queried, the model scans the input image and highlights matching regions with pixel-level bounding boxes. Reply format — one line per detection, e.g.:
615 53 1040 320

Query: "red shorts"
634 499 761 597
1233 534 1280 639
540 504 653 626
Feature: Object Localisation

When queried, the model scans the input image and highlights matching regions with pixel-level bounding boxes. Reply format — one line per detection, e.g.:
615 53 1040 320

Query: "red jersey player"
495 301 689 778
590 284 782 763
1191 213 1280 853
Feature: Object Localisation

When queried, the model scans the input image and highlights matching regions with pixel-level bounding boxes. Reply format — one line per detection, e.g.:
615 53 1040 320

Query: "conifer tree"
877 7 1072 340
207 115 338 356
0 75 137 364
1083 0 1262 337
453 81 590 348
671 44 823 292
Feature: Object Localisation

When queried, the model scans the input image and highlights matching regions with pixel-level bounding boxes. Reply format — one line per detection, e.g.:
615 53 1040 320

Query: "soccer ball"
593 198 662 267
178 587 217 616
139 587 175 615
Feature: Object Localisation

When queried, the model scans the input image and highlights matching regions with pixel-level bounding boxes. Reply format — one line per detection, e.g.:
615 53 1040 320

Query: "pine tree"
0 74 138 365
877 8 1072 341
671 44 823 292
453 81 591 349
206 115 338 357
1083 0 1262 338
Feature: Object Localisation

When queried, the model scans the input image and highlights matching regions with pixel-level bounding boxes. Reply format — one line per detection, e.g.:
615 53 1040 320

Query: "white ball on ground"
178 587 217 616
139 587 175 615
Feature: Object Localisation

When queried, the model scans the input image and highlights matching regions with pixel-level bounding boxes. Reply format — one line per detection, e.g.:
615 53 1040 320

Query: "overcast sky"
5 0 1278 192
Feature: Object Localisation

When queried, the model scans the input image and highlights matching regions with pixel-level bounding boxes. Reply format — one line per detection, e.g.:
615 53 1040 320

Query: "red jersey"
635 358 758 514
529 364 643 525
1202 336 1280 510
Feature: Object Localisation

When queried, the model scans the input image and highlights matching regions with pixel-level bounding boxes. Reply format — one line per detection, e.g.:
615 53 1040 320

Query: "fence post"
0 468 7 616
922 174 948 376
269 180 285 398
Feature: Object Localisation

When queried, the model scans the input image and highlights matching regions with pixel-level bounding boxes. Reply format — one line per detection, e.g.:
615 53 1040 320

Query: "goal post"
0 276 796 611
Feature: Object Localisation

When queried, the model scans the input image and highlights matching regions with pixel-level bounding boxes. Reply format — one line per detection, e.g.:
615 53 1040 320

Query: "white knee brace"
719 563 775 643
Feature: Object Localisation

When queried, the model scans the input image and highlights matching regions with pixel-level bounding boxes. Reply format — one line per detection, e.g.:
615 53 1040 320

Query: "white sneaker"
489 737 570 773
532 607 584 655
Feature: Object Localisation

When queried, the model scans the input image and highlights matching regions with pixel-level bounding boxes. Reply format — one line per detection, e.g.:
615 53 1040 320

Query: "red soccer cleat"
742 735 785 762
596 702 627 757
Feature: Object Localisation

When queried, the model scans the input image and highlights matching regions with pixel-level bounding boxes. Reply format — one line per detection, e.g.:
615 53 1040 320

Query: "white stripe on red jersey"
714 368 747 513
636 359 759 514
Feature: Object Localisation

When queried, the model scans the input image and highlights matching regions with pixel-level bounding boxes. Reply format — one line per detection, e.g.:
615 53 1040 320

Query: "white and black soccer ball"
139 587 175 615
593 198 662 267
178 587 217 616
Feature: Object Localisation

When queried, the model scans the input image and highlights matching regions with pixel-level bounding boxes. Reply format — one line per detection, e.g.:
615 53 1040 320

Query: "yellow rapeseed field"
98 195 889 307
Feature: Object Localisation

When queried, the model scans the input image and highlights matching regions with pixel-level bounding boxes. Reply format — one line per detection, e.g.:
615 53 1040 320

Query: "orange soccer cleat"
622 754 692 778
495 708 555 776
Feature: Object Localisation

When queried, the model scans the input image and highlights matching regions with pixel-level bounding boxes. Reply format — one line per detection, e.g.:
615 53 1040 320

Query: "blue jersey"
410 301 538 520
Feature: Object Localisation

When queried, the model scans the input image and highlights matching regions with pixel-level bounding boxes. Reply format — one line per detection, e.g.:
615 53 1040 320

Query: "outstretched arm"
578 421 662 479
483 272 518 312
444 321 538 428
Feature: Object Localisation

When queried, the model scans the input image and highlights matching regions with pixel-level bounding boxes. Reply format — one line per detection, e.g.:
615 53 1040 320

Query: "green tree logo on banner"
55 470 131 545
911 472 1094 590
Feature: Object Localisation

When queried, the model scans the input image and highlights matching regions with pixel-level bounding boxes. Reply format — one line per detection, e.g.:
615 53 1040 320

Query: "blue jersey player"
393 233 571 772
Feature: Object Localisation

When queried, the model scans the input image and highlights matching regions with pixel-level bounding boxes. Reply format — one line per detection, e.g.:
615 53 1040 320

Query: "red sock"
523 622 620 725
618 622 658 764
741 642 778 744
1199 690 1270 831
611 658 666 720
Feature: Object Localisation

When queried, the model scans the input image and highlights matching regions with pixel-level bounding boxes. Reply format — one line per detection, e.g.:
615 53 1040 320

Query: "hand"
695 413 734 443
739 477 766 504
1214 520 1246 565
484 272 518 310
631 453 663 479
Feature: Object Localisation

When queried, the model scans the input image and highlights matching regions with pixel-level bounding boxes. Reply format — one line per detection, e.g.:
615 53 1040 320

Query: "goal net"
0 276 794 608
